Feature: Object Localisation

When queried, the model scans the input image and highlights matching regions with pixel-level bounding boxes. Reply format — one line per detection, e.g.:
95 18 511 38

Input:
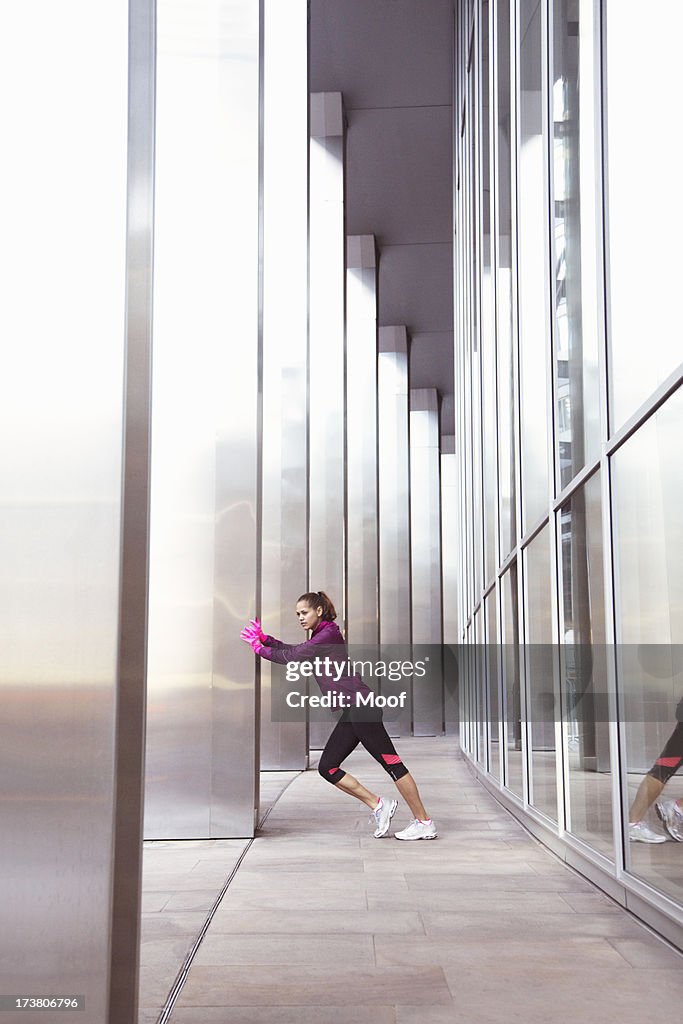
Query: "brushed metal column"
309 92 345 749
260 0 308 771
410 387 444 735
378 326 413 735
109 2 155 1019
441 435 460 735
146 0 260 839
0 2 154 1020
346 235 379 646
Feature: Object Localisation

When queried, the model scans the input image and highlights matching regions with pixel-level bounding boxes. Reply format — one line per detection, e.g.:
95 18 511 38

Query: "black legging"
318 709 410 784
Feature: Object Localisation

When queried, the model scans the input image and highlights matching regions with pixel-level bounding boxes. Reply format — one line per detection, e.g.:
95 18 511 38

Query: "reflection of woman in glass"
629 699 683 843
241 591 437 840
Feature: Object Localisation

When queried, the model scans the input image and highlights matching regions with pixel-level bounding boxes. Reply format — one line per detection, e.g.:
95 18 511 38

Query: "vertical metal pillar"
309 92 345 749
346 234 379 646
410 387 444 735
260 0 309 770
378 326 413 735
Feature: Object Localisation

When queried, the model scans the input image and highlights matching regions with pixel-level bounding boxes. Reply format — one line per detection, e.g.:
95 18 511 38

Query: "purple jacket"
258 619 372 700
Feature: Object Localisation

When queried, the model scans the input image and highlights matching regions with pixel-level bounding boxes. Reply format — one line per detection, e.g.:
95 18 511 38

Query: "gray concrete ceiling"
311 0 455 436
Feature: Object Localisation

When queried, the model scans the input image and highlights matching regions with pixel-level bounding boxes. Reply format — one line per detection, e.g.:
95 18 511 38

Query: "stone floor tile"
559 891 623 914
192 933 374 966
162 891 218 913
138 964 182 1008
222 889 368 911
395 1007 470 1024
398 889 577 913
142 892 171 912
139 937 196 968
374 933 629 970
242 860 366 874
140 912 207 940
167 1007 396 1023
402 870 593 891
441 965 683 1024
607 936 683 969
177 965 451 1007
227 871 409 893
421 911 646 940
137 1010 161 1024
207 908 425 935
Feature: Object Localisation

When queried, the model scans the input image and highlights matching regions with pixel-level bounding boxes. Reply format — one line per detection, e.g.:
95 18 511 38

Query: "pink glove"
249 618 267 642
241 619 267 642
240 627 264 654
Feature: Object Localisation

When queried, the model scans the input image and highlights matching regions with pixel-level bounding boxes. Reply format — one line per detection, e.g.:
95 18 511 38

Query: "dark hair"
297 591 337 621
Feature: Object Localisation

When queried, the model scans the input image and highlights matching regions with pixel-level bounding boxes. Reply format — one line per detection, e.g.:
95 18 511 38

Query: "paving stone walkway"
149 737 683 1023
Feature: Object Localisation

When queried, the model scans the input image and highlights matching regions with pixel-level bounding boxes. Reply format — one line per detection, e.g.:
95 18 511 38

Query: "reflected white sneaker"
655 799 683 842
370 797 398 838
394 818 438 841
628 821 667 843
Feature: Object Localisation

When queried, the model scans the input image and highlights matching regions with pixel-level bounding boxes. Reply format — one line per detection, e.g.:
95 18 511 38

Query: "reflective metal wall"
346 235 379 646
410 388 444 735
0 0 154 1018
455 0 683 949
309 92 346 748
378 327 413 734
145 0 261 838
260 0 309 770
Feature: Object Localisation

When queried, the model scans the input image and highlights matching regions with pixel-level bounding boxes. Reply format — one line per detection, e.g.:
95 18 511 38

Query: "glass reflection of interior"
518 0 550 529
486 588 501 780
495 0 517 560
525 524 558 820
559 472 613 857
552 0 600 490
502 561 523 796
470 46 484 604
475 607 487 768
613 388 683 903
466 622 475 759
481 0 497 586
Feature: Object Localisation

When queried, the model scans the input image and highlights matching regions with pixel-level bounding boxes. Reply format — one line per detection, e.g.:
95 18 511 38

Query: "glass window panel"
465 66 477 614
605 2 683 430
559 472 613 857
613 388 683 901
518 0 550 528
471 45 484 604
481 0 497 585
475 607 487 767
525 523 558 820
465 622 474 756
486 588 501 780
552 0 601 488
502 561 523 796
495 0 517 559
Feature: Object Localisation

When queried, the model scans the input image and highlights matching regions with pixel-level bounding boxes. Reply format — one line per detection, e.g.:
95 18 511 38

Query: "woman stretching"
241 591 437 840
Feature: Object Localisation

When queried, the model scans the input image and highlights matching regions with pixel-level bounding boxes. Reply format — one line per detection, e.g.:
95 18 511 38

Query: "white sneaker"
370 797 398 838
394 818 438 841
656 799 683 842
628 821 667 844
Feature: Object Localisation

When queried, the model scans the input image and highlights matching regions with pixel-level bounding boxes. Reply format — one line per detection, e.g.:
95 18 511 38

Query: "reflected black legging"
649 722 683 784
318 709 410 785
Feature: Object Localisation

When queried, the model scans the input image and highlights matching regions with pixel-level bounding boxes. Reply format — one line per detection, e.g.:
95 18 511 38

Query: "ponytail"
298 590 337 621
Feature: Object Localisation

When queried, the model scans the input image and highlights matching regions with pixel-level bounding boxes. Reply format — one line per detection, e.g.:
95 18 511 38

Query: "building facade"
454 0 683 943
